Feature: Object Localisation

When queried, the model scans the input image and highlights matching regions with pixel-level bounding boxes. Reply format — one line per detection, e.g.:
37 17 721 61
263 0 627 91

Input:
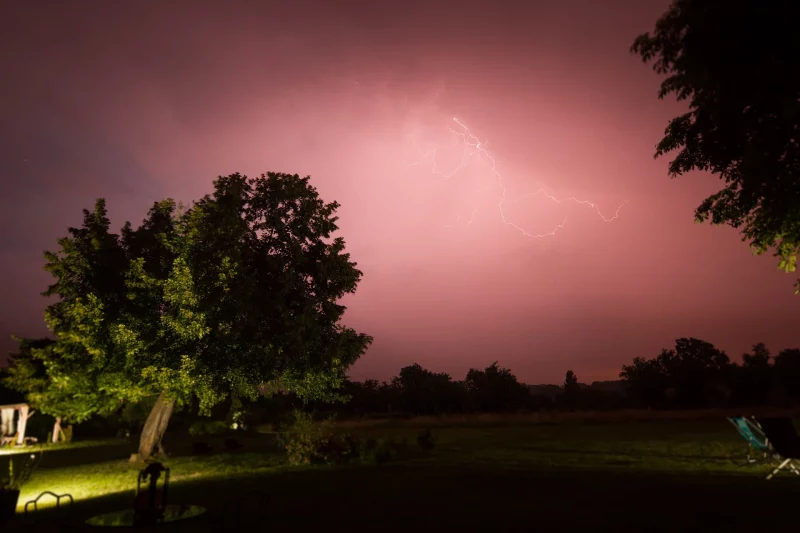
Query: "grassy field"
5 415 800 531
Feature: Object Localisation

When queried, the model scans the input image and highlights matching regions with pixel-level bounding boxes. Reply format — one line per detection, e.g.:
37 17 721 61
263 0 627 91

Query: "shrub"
359 436 410 465
377 437 408 464
316 432 361 464
283 411 321 465
283 411 417 466
188 419 228 437
283 411 362 466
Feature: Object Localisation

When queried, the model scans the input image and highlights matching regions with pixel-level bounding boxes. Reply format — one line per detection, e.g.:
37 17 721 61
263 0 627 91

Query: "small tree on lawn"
32 172 372 459
3 337 108 442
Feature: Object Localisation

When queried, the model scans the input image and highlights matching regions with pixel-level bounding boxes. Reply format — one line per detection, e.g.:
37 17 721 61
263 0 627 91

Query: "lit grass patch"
15 452 286 509
345 418 767 476
0 438 125 456
9 416 779 515
6 417 799 531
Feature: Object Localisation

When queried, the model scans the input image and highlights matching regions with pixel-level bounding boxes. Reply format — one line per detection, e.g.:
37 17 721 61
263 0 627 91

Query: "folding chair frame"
727 416 774 467
767 457 800 480
744 416 800 480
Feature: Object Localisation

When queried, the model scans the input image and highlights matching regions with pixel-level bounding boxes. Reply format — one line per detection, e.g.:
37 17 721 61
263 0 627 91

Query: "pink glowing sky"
2 0 798 384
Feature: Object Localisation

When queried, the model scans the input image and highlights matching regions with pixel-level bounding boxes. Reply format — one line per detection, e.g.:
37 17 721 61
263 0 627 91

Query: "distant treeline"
306 338 800 416
620 338 800 410
243 338 800 420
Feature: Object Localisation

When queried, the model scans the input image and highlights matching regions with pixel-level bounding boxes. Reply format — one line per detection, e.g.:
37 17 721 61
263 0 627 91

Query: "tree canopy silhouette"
620 337 730 408
633 0 800 291
14 172 372 458
391 363 462 415
464 362 528 412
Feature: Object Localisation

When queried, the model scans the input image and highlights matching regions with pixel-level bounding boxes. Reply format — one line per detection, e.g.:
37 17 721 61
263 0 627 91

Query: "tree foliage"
464 362 528 412
308 363 571 417
9 172 372 431
563 370 579 394
621 337 732 408
391 364 463 415
633 0 800 291
732 342 772 406
562 370 580 408
4 337 110 423
772 348 800 404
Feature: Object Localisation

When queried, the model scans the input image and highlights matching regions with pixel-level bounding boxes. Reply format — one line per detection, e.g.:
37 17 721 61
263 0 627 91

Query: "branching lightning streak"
410 117 628 238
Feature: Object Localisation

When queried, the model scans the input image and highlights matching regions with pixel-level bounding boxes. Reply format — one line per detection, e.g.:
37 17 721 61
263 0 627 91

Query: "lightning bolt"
409 117 627 238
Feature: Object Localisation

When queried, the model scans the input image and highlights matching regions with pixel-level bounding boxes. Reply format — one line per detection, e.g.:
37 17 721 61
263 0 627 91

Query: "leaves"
7 172 372 422
160 258 210 341
620 337 730 408
634 0 800 291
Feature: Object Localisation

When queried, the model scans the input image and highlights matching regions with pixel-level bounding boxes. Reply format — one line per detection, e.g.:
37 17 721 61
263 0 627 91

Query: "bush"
283 411 338 465
283 411 318 465
283 411 364 466
315 432 361 464
282 411 419 466
188 419 228 437
359 436 410 465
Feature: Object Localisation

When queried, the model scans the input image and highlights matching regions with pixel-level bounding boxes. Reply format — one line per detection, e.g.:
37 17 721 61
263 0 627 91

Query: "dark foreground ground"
5 417 800 532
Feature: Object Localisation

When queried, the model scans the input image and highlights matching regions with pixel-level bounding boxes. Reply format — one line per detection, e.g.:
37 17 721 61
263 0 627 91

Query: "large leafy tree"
21 172 372 458
632 1 800 291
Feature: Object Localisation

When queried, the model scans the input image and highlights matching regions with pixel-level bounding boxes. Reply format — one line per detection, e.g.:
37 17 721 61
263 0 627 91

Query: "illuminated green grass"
0 438 124 456
16 452 287 509
7 417 794 528
12 418 767 504
346 419 766 475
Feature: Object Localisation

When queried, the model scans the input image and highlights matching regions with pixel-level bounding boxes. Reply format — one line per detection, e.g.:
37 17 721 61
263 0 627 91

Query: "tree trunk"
52 417 62 443
15 405 29 446
137 392 175 460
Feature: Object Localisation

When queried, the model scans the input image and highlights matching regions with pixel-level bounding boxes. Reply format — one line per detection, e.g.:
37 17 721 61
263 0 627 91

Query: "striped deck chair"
727 416 772 466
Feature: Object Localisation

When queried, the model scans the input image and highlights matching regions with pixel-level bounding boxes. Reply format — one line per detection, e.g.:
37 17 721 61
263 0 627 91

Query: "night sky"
2 0 798 384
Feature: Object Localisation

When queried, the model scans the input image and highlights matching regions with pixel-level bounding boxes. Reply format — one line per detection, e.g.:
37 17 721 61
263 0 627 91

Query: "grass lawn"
5 416 800 531
0 438 125 457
